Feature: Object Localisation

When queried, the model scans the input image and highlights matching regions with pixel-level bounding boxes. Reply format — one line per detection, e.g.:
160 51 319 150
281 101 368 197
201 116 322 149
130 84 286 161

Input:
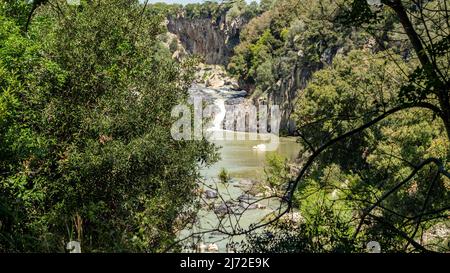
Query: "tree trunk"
384 0 450 140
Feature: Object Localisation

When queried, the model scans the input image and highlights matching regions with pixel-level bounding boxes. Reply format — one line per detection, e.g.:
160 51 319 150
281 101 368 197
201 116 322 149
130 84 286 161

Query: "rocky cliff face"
251 65 316 135
255 47 343 135
167 13 247 65
166 12 343 135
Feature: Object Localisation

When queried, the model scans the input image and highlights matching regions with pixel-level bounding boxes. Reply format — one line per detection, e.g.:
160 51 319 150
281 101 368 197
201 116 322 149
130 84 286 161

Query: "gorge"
166 7 306 135
2 0 448 255
167 10 246 65
164 0 450 253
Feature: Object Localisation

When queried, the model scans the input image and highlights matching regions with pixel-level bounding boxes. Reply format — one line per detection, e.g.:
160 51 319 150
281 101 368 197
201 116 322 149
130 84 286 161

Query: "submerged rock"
237 193 256 203
237 179 254 188
213 201 246 216
238 202 266 210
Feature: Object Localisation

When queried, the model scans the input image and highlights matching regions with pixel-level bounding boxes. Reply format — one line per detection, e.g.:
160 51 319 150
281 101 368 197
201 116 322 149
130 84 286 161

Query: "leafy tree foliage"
292 50 449 252
244 49 449 253
238 0 449 253
0 0 217 252
228 0 370 94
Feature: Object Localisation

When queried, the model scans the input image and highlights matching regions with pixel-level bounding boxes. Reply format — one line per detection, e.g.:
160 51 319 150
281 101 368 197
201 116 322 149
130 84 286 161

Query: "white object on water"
207 243 219 252
252 144 266 151
66 241 81 253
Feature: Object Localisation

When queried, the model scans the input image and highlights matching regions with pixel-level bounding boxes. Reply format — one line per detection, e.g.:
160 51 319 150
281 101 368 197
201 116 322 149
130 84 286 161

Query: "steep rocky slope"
167 12 248 65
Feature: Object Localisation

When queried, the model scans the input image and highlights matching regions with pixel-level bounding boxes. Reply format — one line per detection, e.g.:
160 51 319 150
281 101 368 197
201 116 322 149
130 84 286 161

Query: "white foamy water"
210 98 226 131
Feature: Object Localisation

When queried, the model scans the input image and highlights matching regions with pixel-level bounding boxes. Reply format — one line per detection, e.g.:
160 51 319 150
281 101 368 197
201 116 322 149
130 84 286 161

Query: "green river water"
178 85 301 252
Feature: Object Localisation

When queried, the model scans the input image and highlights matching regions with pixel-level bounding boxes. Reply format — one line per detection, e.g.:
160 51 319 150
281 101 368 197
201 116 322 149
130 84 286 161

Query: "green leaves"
399 64 446 105
0 0 218 252
290 48 449 252
264 153 289 189
336 0 383 26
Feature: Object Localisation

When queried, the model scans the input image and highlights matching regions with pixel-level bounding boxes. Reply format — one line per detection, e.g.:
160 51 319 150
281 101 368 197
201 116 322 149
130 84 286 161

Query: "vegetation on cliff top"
0 0 449 253
147 0 262 22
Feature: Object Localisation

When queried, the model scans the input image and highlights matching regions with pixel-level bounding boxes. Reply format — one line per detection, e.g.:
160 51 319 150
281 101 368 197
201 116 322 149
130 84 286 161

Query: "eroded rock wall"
167 13 247 65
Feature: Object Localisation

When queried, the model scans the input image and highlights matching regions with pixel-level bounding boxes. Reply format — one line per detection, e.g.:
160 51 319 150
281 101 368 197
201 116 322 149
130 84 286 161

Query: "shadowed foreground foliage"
0 0 217 252
236 0 449 253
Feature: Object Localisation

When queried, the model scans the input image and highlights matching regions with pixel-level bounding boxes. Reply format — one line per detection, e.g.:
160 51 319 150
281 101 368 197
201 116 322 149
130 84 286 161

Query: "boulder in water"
239 203 259 210
257 203 267 209
237 193 256 203
214 202 231 215
214 201 238 215
204 189 218 199
238 179 254 188
238 201 266 210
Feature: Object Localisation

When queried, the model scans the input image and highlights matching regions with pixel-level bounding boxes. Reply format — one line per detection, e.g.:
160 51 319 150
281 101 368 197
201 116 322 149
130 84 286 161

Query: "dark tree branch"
368 213 436 253
404 166 440 250
353 157 449 242
287 102 442 208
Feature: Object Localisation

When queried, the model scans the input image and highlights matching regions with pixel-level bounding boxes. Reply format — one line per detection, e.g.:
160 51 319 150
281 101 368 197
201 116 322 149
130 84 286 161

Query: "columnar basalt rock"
167 12 247 65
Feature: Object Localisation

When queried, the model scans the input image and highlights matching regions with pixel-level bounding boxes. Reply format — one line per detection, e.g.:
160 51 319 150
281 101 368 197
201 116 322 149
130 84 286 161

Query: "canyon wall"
166 11 337 135
167 13 247 65
263 48 342 135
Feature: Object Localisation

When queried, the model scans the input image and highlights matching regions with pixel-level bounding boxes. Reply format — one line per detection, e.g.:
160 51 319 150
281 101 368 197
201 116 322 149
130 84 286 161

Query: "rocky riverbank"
194 63 240 90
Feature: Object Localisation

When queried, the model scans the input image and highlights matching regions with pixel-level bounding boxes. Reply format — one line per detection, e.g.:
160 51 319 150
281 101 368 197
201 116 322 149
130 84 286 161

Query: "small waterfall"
210 98 226 131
